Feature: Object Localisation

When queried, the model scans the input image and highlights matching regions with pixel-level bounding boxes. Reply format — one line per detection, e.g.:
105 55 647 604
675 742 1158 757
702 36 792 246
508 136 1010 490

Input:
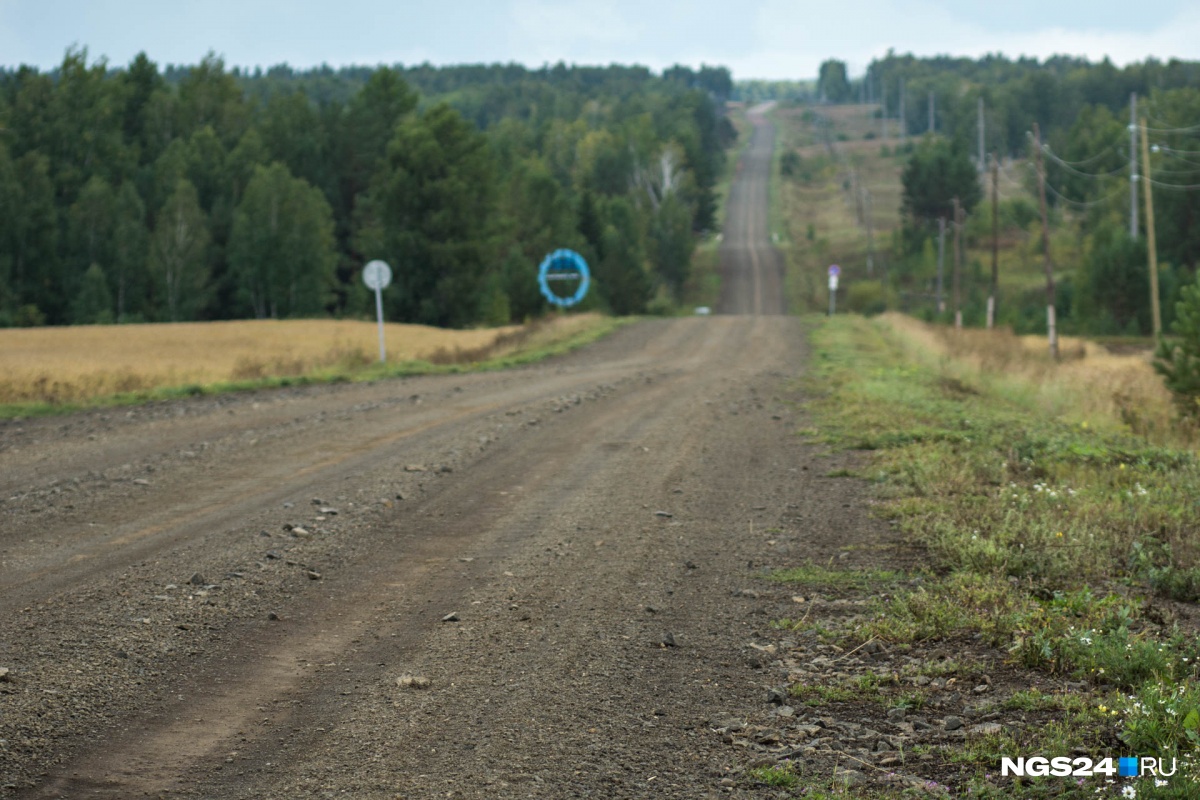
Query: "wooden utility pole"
1032 122 1058 358
1130 93 1139 238
988 154 999 329
953 196 963 329
936 216 946 314
1140 118 1162 338
928 91 935 133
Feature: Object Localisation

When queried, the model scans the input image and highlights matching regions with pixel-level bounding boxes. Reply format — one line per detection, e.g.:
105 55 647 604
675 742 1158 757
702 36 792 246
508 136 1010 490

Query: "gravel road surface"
1 108 879 799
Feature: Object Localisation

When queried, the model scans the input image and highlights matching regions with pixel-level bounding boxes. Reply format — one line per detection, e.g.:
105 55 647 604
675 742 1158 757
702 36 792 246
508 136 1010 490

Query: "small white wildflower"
1122 785 1137 798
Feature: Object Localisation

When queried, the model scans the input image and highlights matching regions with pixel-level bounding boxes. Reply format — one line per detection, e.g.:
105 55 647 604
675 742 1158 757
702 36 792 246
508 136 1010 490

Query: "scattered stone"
684 560 698 570
833 768 864 786
268 611 282 621
442 612 460 623
645 605 659 614
396 674 431 689
188 572 207 586
774 705 795 718
654 510 673 518
968 722 1003 736
766 688 787 705
887 707 907 720
265 551 282 560
132 478 150 486
710 714 746 731
395 492 405 501
732 588 760 599
879 756 903 767
318 507 338 515
290 527 311 538
972 684 990 695
754 729 781 745
438 465 453 474
660 632 677 648
943 716 964 731
0 668 10 682
404 465 426 472
305 570 322 581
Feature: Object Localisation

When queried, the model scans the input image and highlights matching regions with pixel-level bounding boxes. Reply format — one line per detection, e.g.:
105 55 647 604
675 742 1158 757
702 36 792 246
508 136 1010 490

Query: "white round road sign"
363 260 393 291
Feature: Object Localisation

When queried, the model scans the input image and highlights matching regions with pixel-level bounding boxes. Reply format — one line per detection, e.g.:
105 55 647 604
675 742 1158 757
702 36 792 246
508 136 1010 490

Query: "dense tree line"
0 50 733 327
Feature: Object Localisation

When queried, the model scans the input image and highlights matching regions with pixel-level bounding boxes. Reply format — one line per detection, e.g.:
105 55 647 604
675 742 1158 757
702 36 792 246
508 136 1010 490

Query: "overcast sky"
2 0 1198 80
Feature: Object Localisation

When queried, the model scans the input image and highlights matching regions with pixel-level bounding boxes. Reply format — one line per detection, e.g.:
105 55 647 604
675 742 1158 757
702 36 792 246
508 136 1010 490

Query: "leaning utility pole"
953 197 963 330
988 154 1000 329
928 91 935 133
1130 93 1139 239
936 217 946 314
1032 122 1058 358
1140 118 1162 338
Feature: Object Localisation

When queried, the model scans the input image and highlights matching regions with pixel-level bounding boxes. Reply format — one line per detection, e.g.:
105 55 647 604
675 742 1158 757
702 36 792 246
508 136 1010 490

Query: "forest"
810 52 1200 338
0 51 733 327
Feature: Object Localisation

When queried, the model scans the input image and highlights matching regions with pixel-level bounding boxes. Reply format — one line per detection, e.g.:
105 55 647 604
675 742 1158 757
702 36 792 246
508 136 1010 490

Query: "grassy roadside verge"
774 314 1200 798
0 315 630 420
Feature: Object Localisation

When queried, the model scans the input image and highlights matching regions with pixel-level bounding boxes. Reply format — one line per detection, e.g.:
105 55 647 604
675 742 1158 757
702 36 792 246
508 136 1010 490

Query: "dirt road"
1 111 873 799
717 102 786 316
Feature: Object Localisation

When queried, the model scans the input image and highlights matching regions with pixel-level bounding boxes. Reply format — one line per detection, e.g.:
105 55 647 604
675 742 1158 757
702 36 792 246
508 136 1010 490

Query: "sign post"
828 265 840 316
362 260 393 363
537 249 591 309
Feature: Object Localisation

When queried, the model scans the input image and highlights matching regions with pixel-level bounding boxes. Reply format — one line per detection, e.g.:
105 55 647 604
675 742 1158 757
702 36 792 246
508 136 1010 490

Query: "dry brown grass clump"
0 316 598 405
876 312 1185 444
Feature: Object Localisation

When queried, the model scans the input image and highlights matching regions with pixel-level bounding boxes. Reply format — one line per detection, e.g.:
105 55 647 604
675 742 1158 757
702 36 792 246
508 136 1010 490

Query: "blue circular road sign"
537 249 590 308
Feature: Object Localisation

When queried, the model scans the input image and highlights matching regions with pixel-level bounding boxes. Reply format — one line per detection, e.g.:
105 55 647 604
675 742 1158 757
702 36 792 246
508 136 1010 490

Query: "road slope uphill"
717 101 787 315
0 110 875 799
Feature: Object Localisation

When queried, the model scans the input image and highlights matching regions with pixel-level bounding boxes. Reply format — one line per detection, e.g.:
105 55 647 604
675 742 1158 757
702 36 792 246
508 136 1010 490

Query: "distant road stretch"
717 101 787 315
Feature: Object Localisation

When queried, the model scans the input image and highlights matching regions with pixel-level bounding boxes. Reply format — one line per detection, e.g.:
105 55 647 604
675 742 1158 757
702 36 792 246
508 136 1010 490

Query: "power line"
1143 176 1200 191
1040 146 1127 179
1042 175 1130 208
1142 113 1200 135
1001 159 1124 208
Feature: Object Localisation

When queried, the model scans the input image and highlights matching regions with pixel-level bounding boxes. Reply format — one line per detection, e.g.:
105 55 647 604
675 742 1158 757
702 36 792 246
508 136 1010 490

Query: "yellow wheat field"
0 315 601 405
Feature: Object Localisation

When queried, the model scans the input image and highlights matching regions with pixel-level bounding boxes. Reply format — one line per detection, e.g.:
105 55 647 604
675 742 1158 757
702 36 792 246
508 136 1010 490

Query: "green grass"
799 313 1200 793
788 682 863 706
748 762 800 788
768 563 906 590
0 315 631 420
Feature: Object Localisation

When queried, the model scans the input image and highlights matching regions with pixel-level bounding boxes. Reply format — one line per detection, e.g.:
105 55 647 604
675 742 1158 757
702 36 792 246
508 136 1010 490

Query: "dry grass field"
876 312 1184 443
0 314 607 406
